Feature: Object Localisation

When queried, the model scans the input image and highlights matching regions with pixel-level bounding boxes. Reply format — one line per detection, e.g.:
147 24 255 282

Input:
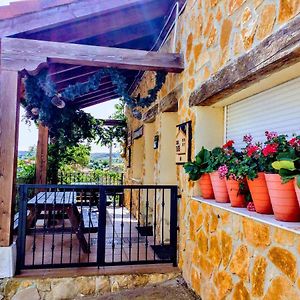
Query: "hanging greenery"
38 68 166 109
23 67 166 181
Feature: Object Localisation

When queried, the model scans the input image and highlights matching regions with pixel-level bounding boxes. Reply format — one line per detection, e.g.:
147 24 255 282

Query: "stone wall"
179 198 300 299
1 271 179 300
125 0 300 299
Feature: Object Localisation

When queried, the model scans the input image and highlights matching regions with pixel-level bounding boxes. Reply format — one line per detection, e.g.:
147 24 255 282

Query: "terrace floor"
22 205 160 267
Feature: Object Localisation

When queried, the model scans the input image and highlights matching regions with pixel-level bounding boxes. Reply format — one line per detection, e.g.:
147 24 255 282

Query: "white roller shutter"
226 77 300 150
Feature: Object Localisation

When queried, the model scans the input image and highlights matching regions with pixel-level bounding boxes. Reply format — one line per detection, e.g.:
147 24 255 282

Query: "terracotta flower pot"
209 172 229 203
199 173 214 199
225 178 247 208
247 172 273 214
294 178 300 208
265 174 300 222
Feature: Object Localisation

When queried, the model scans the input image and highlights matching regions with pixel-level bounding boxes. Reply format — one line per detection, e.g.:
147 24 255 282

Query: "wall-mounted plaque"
176 121 192 164
153 134 159 149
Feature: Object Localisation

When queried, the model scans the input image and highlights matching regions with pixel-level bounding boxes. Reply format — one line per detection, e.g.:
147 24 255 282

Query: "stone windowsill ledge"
192 196 300 235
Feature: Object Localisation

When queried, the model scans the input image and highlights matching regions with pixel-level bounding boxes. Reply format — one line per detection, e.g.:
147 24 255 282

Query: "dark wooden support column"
35 123 49 185
0 70 20 247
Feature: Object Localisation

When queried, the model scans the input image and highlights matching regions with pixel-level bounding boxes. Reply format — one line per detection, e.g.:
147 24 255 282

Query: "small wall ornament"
176 121 192 164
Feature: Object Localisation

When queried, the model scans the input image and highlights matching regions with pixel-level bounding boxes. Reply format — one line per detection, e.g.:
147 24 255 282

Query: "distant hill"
91 152 121 161
18 151 120 161
18 150 35 158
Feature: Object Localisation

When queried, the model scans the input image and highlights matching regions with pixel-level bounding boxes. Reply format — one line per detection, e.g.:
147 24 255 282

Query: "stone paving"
78 278 199 300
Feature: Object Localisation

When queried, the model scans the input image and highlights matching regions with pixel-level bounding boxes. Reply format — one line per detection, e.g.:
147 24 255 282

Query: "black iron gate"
16 184 178 273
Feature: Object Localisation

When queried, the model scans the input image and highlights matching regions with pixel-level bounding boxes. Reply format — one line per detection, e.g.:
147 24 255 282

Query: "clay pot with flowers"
184 147 214 199
263 132 300 222
242 134 273 214
217 141 248 208
271 135 300 214
206 143 231 203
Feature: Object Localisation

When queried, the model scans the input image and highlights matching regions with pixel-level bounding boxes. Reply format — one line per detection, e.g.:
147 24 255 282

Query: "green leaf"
276 151 297 161
297 175 300 189
272 160 295 171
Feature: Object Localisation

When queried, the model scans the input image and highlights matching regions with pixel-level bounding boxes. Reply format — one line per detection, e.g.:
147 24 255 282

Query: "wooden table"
27 192 90 253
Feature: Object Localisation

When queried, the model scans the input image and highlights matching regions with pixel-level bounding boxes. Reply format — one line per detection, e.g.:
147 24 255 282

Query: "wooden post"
35 123 49 185
0 70 20 247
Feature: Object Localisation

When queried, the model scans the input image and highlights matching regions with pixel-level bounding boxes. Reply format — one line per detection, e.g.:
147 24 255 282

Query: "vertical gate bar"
137 188 141 261
41 190 47 265
87 190 91 263
145 188 149 261
69 188 74 264
129 188 133 262
112 190 116 263
153 188 157 261
32 192 38 266
120 190 124 262
16 185 27 274
97 186 106 267
60 190 66 264
161 189 165 246
170 187 178 266
78 189 83 263
51 190 57 265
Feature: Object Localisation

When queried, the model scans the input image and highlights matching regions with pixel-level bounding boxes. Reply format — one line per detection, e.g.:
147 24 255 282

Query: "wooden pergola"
0 0 185 247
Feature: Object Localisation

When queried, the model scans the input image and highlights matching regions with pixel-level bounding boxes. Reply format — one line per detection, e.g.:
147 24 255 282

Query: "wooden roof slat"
0 0 155 37
56 77 113 92
17 0 170 43
79 95 119 108
75 90 117 104
76 18 163 47
73 85 117 101
49 65 82 76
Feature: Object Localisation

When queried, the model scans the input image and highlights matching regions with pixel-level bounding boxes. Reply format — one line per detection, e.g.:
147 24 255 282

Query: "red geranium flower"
262 143 278 156
247 145 260 157
223 140 234 149
289 137 300 147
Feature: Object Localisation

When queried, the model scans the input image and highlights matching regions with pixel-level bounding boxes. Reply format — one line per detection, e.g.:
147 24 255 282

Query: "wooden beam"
35 124 49 185
141 84 182 123
189 15 300 106
0 0 156 37
142 104 158 123
19 0 169 43
0 70 20 247
159 83 182 112
1 38 184 74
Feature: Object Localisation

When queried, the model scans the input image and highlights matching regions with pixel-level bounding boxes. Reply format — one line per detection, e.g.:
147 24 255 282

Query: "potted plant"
206 143 230 203
272 135 300 208
219 141 248 208
184 147 214 199
242 134 273 214
263 132 300 222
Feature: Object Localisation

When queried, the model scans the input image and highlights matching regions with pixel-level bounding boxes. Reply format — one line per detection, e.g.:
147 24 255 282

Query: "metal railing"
58 171 123 185
16 184 178 272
